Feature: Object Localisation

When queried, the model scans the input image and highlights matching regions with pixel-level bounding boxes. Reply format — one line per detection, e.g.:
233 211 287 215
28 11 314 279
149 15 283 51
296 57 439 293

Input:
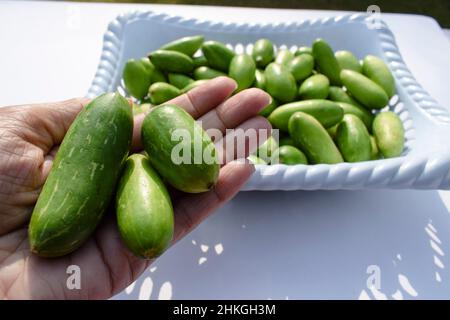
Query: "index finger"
132 76 237 150
169 76 237 118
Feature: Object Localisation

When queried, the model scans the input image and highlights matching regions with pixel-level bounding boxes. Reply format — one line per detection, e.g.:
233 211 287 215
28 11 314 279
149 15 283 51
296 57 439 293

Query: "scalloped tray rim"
87 10 450 191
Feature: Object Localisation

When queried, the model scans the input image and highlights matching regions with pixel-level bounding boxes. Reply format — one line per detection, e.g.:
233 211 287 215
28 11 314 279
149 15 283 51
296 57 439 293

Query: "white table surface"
1 0 450 300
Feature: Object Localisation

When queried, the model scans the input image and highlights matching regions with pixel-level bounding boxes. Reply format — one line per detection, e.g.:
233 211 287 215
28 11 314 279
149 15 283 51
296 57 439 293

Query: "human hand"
0 77 271 299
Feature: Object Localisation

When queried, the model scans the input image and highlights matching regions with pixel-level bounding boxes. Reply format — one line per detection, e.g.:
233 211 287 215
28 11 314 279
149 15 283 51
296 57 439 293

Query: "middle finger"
197 88 271 137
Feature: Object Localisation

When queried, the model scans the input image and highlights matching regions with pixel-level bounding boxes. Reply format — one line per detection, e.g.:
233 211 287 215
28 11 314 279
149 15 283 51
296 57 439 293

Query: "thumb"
21 97 90 153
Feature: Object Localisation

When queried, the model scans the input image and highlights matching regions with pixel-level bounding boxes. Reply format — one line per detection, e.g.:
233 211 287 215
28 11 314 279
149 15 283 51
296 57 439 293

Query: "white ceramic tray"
88 10 450 190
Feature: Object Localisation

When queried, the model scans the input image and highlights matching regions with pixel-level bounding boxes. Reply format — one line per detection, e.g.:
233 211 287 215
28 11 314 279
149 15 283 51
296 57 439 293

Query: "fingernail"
232 81 238 91
241 158 256 173
256 94 272 113
216 76 237 90
249 161 256 173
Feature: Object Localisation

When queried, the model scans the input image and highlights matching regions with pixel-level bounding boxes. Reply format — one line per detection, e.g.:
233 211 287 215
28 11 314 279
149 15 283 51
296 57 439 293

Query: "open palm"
0 77 271 299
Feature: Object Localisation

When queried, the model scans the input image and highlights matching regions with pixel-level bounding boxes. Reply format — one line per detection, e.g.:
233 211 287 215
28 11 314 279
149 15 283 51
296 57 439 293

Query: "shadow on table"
115 189 450 300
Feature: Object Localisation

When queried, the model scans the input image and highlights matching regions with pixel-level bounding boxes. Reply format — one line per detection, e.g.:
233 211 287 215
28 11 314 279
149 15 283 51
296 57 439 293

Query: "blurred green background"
65 0 450 27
